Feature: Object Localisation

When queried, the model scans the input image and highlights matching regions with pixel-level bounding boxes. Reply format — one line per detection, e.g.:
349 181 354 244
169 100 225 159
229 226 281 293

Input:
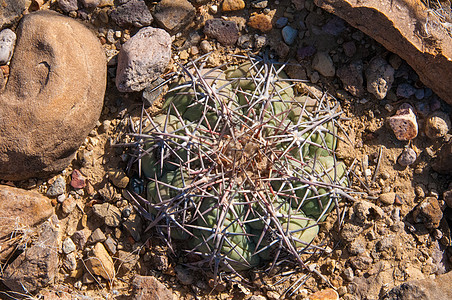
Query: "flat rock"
314 0 452 106
132 275 173 300
432 140 452 174
387 103 418 141
111 0 153 28
337 61 364 97
2 220 59 294
365 56 394 99
0 0 26 27
86 242 115 280
0 11 106 180
248 13 273 32
0 185 54 261
116 27 171 92
92 203 121 227
382 270 452 300
153 0 195 33
204 18 239 46
413 197 443 229
309 288 339 300
312 52 335 77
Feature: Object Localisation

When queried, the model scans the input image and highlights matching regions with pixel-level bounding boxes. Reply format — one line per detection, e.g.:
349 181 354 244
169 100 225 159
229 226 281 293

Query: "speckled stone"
204 18 239 46
248 13 272 32
425 111 451 139
387 103 418 141
222 0 245 11
397 148 417 166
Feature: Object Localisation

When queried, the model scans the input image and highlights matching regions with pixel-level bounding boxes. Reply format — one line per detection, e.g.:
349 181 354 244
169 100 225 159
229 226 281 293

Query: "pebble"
103 236 117 255
312 52 335 77
342 41 356 57
310 71 320 84
349 255 373 270
396 83 416 98
248 13 273 32
116 27 171 92
379 192 396 205
80 0 100 9
62 252 77 273
200 40 213 53
110 0 153 27
252 0 268 8
387 103 418 141
309 288 339 300
92 203 122 227
365 56 394 99
397 148 417 166
47 175 66 197
153 0 195 33
58 0 78 13
348 237 366 255
209 5 218 14
337 61 364 97
297 45 317 60
108 169 129 188
62 237 76 254
322 16 345 36
275 17 288 29
424 111 451 139
415 88 425 100
0 29 16 65
413 197 443 229
86 242 115 280
72 230 88 250
343 267 354 281
175 265 194 285
88 228 106 244
204 18 239 46
444 189 452 208
222 0 245 11
61 196 77 215
282 25 298 45
70 169 86 189
254 34 267 49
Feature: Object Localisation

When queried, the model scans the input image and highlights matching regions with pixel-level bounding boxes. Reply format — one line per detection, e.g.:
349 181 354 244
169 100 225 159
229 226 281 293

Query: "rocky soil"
0 0 451 299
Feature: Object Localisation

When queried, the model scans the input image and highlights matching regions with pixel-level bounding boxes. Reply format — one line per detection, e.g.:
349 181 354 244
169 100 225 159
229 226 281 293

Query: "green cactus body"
138 57 349 274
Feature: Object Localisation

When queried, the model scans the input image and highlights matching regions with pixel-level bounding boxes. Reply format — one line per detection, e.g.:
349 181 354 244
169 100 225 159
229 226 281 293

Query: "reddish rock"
387 103 418 141
413 197 443 229
0 11 106 180
248 13 273 32
132 275 173 300
0 185 54 261
309 288 339 300
314 0 452 106
204 19 240 46
70 169 86 189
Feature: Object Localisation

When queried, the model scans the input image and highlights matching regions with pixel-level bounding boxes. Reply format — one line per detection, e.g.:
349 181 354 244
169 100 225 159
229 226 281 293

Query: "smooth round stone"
282 25 298 45
0 29 16 65
415 88 425 100
396 83 416 98
398 148 417 166
275 17 288 29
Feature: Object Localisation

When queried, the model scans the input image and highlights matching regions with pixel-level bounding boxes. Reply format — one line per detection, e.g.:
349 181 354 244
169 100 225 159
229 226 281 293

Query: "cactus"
129 55 351 277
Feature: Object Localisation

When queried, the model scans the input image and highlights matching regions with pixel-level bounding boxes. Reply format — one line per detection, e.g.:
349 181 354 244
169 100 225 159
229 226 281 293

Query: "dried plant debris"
122 54 354 284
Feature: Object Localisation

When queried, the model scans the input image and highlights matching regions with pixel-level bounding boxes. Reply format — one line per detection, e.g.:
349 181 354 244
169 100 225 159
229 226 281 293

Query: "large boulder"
0 11 106 180
314 0 452 105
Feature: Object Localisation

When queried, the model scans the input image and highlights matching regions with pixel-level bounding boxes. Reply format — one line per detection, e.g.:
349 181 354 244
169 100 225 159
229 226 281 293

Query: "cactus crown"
128 54 351 280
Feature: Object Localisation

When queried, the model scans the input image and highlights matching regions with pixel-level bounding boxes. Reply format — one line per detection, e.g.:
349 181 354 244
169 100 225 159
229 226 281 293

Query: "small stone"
387 103 418 141
309 288 339 300
379 192 396 205
337 61 364 97
200 40 213 53
275 17 288 29
116 250 140 275
254 34 267 49
62 252 77 273
0 29 16 65
72 230 88 250
432 140 452 174
61 196 77 215
365 56 394 99
282 25 298 45
425 111 451 139
108 169 129 188
88 228 106 244
47 175 66 197
209 4 218 14
62 237 76 254
86 242 115 280
322 16 345 36
310 71 320 84
444 189 452 208
349 255 373 270
153 0 195 33
132 275 173 300
92 203 122 227
103 236 117 255
397 148 417 166
222 0 245 11
348 237 366 255
204 18 239 46
251 0 268 8
70 169 86 189
116 27 171 92
342 41 356 57
58 0 78 12
80 0 100 9
415 88 425 100
110 0 153 28
297 45 317 61
312 52 335 77
396 83 416 98
248 13 272 32
343 267 354 282
175 265 194 285
413 197 443 229
123 210 143 241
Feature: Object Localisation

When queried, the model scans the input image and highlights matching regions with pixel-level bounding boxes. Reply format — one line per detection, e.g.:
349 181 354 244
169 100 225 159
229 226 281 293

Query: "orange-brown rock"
309 288 339 300
314 0 452 105
0 11 106 180
248 13 273 32
222 0 245 11
0 185 54 261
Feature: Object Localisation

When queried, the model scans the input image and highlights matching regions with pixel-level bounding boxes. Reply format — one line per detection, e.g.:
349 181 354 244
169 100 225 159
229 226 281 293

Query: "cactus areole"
136 55 349 275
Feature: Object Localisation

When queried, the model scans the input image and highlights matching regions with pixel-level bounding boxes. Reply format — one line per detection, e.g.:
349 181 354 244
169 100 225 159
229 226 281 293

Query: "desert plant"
127 54 352 278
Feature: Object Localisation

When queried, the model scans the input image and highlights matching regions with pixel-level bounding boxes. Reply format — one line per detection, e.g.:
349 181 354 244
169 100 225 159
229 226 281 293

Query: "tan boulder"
314 0 452 105
0 10 106 180
0 185 54 261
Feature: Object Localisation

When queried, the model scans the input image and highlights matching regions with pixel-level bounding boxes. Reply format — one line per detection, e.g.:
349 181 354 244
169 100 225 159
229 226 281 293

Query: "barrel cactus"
130 55 350 276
